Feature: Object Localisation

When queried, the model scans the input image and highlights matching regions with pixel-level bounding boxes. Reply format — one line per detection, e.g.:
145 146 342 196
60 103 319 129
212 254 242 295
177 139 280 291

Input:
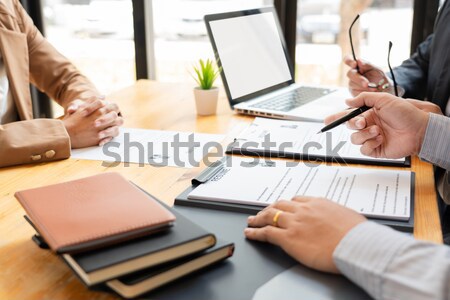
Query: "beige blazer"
0 0 99 167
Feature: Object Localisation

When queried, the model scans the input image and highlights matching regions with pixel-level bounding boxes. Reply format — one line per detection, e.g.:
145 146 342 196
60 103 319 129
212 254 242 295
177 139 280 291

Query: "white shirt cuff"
333 221 415 299
419 113 450 171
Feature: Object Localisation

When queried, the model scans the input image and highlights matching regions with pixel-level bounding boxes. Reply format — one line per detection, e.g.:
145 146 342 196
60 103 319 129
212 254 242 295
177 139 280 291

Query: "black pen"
317 105 371 134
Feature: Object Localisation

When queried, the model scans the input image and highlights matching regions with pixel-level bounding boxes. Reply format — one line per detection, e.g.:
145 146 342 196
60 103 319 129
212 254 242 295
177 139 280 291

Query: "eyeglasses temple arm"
349 14 360 73
387 41 398 97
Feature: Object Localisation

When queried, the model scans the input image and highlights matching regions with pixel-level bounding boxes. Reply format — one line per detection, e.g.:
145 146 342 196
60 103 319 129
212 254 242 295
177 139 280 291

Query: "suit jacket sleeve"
14 0 101 110
391 35 432 100
0 119 71 167
0 0 101 168
443 171 450 205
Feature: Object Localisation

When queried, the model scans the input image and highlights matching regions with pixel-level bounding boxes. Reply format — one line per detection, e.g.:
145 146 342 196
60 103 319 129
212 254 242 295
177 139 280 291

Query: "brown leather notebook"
15 172 176 254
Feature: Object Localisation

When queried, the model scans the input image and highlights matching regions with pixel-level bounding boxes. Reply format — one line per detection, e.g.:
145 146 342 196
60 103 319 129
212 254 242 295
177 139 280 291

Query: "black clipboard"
174 157 415 233
226 140 411 167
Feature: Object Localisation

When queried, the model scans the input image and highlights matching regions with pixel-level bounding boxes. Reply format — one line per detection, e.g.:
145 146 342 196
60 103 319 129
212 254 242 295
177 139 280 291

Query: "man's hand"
325 92 433 159
325 97 442 131
245 197 366 273
344 55 394 97
63 97 123 148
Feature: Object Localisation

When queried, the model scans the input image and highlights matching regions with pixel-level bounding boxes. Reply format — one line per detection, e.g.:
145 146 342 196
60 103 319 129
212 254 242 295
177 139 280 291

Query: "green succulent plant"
192 59 221 90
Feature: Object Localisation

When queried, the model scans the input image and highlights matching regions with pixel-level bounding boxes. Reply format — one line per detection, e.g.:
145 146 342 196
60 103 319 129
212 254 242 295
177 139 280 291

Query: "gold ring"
272 210 282 227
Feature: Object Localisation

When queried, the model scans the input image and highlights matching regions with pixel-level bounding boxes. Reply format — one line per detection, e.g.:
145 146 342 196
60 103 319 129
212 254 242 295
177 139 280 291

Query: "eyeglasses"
349 14 399 97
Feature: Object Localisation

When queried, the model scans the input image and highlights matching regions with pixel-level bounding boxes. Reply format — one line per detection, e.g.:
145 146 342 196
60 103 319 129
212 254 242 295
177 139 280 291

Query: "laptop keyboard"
250 86 335 112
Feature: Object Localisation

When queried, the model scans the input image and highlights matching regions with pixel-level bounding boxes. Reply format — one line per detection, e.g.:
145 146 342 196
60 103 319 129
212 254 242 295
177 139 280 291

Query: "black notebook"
24 193 216 286
106 240 234 299
226 117 410 167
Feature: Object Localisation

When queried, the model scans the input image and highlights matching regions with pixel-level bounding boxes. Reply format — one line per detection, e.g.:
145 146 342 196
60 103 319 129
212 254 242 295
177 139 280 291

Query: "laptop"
204 7 349 122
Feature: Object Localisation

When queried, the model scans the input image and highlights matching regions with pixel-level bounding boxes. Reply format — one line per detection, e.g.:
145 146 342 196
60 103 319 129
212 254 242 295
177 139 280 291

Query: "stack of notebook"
15 172 234 299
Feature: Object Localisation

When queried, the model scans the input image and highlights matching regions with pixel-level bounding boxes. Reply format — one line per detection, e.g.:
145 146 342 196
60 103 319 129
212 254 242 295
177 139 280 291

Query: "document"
188 156 412 220
228 117 407 166
71 128 225 168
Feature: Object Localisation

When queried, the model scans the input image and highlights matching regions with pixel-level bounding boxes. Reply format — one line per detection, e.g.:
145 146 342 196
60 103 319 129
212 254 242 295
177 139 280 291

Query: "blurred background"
31 0 441 115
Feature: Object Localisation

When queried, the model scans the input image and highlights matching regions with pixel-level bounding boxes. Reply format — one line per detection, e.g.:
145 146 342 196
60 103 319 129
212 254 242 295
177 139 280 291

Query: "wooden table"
0 80 442 299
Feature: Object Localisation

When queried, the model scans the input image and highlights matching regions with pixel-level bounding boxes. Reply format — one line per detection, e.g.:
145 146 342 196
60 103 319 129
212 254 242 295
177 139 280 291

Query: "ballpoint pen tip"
316 131 322 134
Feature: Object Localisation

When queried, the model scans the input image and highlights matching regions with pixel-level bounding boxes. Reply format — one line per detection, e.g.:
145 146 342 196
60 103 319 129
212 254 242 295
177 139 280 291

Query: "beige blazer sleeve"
0 119 71 167
0 0 102 168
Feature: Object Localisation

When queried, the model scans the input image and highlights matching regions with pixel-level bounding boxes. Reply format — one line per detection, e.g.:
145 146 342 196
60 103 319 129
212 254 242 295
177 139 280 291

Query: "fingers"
346 92 391 110
324 110 367 130
97 116 122 146
245 200 296 244
360 136 383 157
272 200 299 213
344 56 375 74
347 116 367 130
66 99 86 114
99 136 114 147
347 69 380 97
86 100 123 147
94 102 123 126
95 110 121 128
344 56 386 97
71 95 122 120
247 199 302 228
343 54 357 68
343 56 369 70
350 125 380 145
248 207 290 229
103 101 121 114
81 98 106 117
347 69 370 89
244 225 285 244
349 80 378 94
358 59 385 77
98 126 120 146
94 110 123 147
98 122 120 138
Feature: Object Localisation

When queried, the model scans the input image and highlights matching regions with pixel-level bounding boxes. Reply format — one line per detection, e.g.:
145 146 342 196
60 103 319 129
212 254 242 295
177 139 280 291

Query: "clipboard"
174 157 415 233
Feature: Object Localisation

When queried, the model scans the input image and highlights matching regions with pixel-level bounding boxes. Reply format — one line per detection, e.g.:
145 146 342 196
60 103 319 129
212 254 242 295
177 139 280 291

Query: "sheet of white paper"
232 117 405 164
71 128 225 168
188 156 412 220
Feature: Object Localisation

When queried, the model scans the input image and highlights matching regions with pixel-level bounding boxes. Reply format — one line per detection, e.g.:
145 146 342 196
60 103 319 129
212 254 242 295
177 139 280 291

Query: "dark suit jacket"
392 0 450 206
393 0 449 112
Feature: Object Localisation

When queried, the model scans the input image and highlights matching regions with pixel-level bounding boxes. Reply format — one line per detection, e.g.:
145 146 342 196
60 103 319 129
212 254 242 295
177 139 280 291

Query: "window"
42 0 136 96
41 0 415 96
151 0 273 83
295 0 414 87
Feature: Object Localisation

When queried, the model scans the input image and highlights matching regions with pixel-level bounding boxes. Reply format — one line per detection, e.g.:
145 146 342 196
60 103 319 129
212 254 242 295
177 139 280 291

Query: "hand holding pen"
322 92 441 159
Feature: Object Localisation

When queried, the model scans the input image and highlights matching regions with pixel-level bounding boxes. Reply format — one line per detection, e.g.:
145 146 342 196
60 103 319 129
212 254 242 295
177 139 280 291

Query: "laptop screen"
205 8 294 105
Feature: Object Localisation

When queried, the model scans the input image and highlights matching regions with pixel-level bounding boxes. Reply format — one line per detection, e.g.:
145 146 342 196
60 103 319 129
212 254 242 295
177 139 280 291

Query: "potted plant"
192 59 221 116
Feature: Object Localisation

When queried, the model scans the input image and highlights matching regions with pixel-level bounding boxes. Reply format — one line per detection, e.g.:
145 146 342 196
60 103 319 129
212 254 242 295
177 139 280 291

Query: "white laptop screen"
209 11 292 100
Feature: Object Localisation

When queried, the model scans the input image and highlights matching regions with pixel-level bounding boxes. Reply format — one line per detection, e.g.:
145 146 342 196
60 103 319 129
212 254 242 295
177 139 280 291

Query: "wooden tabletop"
0 80 442 299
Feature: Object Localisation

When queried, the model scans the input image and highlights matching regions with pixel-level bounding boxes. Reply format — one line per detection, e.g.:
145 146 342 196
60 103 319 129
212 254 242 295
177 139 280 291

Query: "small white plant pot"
194 87 219 116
